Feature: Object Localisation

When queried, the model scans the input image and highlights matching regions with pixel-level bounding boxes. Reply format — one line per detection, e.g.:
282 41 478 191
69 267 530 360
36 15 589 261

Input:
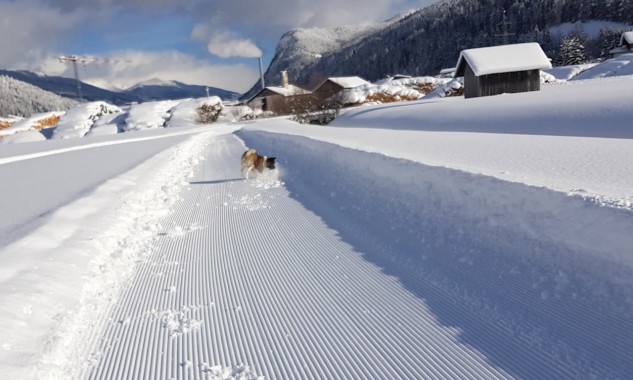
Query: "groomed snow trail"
81 134 516 379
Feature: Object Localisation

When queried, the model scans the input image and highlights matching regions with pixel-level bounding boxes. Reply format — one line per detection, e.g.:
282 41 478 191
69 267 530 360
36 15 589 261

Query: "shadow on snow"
237 129 633 380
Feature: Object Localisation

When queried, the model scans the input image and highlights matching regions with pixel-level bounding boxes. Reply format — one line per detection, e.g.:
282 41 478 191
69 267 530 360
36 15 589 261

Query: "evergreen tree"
559 34 587 65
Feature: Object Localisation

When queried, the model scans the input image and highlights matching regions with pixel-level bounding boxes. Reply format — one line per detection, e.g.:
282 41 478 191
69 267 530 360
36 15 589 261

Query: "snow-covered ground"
1 71 633 379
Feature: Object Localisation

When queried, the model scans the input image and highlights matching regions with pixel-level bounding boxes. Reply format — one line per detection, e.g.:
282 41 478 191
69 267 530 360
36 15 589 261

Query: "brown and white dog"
241 149 276 179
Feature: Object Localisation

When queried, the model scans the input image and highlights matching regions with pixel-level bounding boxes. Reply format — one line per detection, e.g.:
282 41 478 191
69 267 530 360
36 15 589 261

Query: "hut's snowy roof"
455 43 552 77
620 31 633 45
322 76 370 89
264 85 310 97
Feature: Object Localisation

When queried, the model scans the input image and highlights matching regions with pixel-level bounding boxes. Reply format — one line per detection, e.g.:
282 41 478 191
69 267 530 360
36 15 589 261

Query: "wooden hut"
247 83 311 114
312 76 370 99
609 31 633 57
455 43 552 99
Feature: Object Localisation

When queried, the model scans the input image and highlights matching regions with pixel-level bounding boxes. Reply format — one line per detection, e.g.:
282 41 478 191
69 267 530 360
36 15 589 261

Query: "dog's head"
265 157 276 170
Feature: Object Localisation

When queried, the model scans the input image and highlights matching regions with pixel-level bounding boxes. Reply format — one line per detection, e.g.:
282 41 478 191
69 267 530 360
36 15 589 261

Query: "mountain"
243 0 633 100
0 69 138 105
0 75 78 117
0 70 240 108
126 78 239 102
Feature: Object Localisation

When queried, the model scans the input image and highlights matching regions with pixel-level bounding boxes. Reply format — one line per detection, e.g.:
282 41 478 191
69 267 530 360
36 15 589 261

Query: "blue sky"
0 0 441 93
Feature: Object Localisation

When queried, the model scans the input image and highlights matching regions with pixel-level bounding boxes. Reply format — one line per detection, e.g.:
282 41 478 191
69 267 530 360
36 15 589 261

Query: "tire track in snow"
82 134 514 379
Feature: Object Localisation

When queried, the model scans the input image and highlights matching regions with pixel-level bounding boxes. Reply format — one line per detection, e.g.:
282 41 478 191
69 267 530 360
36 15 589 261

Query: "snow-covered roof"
455 43 552 77
248 85 310 103
264 85 311 97
610 45 631 55
620 31 633 45
323 76 370 89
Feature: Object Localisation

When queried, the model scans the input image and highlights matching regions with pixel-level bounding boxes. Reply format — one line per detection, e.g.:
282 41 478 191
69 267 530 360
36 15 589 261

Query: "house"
247 71 311 114
312 76 370 99
609 31 633 57
438 67 456 78
454 43 552 99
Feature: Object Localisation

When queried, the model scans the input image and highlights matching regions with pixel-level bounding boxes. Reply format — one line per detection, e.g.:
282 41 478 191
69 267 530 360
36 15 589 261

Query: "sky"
0 0 441 93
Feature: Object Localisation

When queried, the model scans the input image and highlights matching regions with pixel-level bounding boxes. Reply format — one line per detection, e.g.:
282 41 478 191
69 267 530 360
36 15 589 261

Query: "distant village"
245 31 633 118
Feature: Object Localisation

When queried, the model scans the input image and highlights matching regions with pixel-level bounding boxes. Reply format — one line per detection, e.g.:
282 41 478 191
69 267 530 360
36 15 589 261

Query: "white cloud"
0 2 86 69
0 0 443 94
192 25 262 58
207 32 263 59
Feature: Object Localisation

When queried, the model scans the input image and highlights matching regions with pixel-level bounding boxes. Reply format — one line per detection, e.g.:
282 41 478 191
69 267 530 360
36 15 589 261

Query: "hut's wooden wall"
464 65 541 99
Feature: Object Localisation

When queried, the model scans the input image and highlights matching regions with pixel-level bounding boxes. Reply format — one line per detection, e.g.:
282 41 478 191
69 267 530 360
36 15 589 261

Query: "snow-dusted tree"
0 75 78 117
559 34 587 66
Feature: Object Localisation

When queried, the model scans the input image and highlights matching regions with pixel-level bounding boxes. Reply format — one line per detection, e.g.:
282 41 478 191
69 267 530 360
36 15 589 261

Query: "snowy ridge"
36 131 215 379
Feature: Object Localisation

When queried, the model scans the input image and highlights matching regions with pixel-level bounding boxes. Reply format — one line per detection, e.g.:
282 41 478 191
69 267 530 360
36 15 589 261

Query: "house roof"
455 43 552 77
247 84 310 103
610 45 631 55
264 85 311 97
319 76 370 90
620 31 633 45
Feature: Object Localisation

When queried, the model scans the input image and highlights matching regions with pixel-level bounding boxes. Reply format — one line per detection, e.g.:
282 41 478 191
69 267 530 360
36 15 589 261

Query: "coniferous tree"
560 34 587 65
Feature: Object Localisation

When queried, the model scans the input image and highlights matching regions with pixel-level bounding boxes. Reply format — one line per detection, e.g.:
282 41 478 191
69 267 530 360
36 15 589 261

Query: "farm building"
247 71 311 114
312 76 370 98
609 31 633 57
455 43 552 99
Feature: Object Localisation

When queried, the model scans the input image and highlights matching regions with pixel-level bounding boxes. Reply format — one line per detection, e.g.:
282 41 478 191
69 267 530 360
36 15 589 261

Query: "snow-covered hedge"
0 111 65 137
335 84 423 105
123 100 183 131
218 105 257 123
166 97 223 128
52 102 122 139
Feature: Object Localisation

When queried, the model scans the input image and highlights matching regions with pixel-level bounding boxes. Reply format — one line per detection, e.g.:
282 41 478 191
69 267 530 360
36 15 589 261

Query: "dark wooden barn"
246 84 311 115
455 43 552 99
609 31 633 57
312 77 370 98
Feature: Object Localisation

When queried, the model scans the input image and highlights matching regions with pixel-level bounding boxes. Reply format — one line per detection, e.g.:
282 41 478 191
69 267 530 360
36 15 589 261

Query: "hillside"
126 78 239 102
0 70 138 105
243 0 633 99
0 75 78 118
0 70 240 113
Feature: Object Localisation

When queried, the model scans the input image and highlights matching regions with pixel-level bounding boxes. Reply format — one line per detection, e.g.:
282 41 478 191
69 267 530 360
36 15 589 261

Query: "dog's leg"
244 166 252 179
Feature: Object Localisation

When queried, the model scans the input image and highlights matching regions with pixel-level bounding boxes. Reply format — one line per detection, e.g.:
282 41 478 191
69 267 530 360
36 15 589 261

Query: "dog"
241 149 276 179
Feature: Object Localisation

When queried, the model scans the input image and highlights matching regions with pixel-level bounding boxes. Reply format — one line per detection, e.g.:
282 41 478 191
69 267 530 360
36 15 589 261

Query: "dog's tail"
242 148 256 160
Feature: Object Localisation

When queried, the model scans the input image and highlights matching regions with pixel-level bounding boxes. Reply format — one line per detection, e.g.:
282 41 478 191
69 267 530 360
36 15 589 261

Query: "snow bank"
219 105 256 123
336 83 423 105
86 111 128 136
239 129 633 378
573 53 633 80
166 97 222 128
123 100 183 131
333 75 633 140
52 102 122 139
0 132 212 379
0 130 46 144
0 111 65 137
544 63 599 81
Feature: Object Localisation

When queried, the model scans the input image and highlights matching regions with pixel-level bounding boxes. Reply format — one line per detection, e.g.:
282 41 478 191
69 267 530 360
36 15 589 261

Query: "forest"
248 0 633 97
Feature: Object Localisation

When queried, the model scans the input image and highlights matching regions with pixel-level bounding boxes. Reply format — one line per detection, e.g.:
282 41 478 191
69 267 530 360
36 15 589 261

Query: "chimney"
281 70 289 88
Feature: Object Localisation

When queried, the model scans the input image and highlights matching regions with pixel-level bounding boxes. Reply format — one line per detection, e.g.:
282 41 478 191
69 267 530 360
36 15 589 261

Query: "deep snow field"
1 69 633 379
